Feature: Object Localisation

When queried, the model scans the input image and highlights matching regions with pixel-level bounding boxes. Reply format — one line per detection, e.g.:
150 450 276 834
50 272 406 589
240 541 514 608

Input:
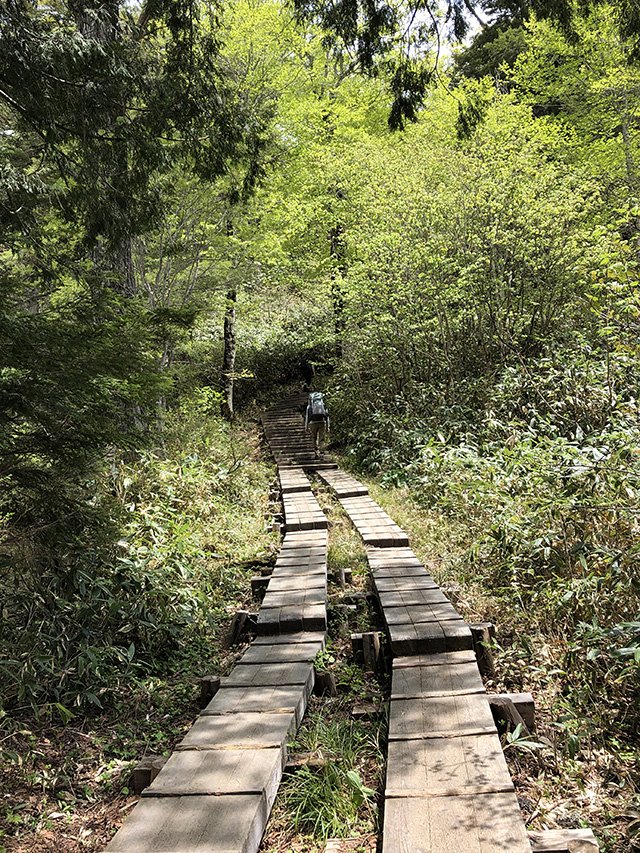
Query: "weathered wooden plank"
370 564 430 579
383 604 463 627
260 589 326 609
252 631 326 647
105 794 268 853
278 467 312 494
285 518 329 532
367 547 423 567
256 604 303 636
141 747 284 801
266 574 327 593
177 711 296 751
277 547 327 560
302 603 327 631
270 563 326 578
387 620 473 656
315 468 369 498
389 692 496 740
382 791 531 853
222 661 314 688
201 685 309 725
385 733 513 796
393 651 478 669
256 604 326 635
391 660 485 699
363 533 410 547
373 574 439 592
528 829 599 852
275 552 327 563
378 589 452 608
279 531 322 542
238 640 324 665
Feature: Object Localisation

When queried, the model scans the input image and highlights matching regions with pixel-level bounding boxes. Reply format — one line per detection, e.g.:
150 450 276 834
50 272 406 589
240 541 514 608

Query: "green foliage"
0 395 273 716
0 281 163 548
283 714 380 839
510 8 640 195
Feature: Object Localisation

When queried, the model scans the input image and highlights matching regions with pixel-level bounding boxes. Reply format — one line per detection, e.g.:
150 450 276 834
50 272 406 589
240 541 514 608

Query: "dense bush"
0 392 273 717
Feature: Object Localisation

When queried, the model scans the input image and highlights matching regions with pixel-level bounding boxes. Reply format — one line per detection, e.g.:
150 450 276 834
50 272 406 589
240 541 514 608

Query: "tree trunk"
220 289 237 421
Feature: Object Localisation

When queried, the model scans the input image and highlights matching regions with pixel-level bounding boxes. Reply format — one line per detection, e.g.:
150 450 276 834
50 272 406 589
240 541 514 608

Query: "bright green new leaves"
510 8 640 196
321 92 599 417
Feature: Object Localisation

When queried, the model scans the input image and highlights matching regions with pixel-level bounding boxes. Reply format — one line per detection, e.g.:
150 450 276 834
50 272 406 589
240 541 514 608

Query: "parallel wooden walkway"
106 393 593 853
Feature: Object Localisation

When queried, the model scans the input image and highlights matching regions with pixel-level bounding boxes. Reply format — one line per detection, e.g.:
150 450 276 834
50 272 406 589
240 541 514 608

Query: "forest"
1 0 640 850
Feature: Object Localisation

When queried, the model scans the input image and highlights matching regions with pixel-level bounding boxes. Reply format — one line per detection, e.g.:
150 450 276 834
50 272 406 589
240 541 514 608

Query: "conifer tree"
0 1 273 552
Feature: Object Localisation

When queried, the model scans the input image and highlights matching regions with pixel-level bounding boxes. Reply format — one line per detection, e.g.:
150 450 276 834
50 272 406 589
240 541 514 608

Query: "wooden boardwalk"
106 394 595 853
315 465 532 851
106 396 328 853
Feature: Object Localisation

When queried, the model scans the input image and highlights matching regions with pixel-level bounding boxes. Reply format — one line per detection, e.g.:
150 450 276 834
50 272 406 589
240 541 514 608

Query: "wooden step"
385 732 514 797
387 620 473 656
105 794 269 853
389 692 497 741
382 791 531 853
201 685 310 726
177 711 297 751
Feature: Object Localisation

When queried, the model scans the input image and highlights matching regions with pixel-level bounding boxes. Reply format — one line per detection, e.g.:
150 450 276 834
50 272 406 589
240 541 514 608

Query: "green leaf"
54 702 75 724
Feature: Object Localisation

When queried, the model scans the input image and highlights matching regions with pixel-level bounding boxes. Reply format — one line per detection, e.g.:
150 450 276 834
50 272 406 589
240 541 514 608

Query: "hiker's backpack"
309 392 327 422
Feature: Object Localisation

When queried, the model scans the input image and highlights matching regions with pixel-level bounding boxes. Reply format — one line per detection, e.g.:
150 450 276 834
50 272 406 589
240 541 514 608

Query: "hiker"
300 358 315 391
305 391 330 457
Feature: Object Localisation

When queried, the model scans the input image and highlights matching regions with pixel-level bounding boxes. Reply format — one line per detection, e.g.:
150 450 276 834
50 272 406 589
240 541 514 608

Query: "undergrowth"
335 347 640 850
261 484 385 853
0 386 275 720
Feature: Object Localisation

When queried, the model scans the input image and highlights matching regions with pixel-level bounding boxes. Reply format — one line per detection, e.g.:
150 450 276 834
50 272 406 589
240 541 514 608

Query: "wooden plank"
393 651 478 669
362 532 410 547
370 564 429 579
316 468 368 494
141 747 284 801
260 589 326 608
388 693 496 740
201 685 309 726
256 604 302 636
256 604 326 635
280 530 327 544
373 575 439 592
303 603 327 631
238 640 324 665
391 661 485 699
222 661 314 688
266 575 327 593
388 621 473 656
270 564 326 578
383 603 463 626
276 543 327 555
385 732 513 796
367 547 423 565
105 794 267 853
177 712 297 751
382 791 531 853
275 552 327 563
378 589 452 608
285 518 329 532
252 632 326 646
528 829 599 852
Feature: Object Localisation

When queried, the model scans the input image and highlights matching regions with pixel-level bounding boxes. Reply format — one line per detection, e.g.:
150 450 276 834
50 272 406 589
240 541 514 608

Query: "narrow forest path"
103 394 599 853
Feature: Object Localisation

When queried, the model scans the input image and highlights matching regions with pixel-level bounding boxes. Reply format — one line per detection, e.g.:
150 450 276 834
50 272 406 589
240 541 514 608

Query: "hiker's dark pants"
309 421 326 451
